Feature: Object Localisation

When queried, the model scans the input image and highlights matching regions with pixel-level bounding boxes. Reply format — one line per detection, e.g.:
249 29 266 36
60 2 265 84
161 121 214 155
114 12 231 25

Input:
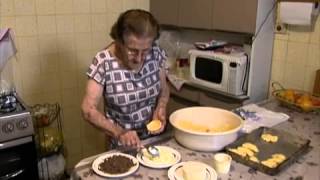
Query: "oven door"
0 137 38 180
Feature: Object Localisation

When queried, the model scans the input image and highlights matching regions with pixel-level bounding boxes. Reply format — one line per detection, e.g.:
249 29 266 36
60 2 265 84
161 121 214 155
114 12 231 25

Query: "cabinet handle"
0 169 24 180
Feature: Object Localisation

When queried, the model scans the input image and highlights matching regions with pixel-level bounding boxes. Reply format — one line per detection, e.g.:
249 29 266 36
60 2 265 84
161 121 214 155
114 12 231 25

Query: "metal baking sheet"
225 127 310 176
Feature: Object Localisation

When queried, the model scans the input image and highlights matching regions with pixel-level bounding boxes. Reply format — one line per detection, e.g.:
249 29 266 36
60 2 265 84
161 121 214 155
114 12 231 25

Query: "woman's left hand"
151 104 166 134
150 66 169 135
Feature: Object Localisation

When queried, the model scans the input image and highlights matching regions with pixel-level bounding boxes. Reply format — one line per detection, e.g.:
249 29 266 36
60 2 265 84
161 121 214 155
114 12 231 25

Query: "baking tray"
225 127 311 176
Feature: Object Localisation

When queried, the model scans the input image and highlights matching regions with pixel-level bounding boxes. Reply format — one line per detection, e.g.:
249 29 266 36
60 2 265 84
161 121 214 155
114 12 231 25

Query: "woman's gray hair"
110 9 160 43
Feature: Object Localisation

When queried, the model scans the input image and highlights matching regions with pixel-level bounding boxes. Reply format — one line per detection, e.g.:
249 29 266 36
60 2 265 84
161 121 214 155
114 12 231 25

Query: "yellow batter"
175 120 233 133
261 133 278 143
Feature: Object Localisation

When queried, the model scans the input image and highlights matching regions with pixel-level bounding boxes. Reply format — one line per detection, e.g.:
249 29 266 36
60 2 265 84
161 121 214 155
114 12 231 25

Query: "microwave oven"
189 49 248 96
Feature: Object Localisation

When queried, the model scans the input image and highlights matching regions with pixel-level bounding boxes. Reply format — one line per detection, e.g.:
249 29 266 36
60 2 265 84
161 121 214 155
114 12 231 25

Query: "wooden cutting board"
313 69 320 96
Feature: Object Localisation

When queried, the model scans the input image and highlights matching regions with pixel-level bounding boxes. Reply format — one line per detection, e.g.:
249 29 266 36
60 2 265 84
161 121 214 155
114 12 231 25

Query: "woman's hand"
118 130 141 147
151 104 167 134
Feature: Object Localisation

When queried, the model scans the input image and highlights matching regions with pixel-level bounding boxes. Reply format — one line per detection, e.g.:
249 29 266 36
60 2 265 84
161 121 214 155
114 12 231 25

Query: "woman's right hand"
118 130 141 148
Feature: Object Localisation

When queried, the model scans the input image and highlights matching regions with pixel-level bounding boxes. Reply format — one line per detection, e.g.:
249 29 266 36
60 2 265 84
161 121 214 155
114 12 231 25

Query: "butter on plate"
142 147 176 164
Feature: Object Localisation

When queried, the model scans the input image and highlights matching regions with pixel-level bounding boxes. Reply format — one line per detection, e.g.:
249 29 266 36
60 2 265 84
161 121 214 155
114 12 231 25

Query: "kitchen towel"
167 74 187 91
0 28 17 71
279 2 319 26
234 104 290 133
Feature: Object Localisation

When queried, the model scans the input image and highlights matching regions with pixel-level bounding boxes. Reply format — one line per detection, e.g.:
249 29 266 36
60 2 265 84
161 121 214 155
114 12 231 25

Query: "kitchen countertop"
71 100 320 180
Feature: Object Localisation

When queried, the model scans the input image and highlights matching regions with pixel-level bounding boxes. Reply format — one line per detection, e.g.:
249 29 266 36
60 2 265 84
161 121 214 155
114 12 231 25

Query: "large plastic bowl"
169 107 243 151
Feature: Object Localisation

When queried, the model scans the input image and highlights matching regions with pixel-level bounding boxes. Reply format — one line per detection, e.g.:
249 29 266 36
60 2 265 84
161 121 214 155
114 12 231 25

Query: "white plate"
136 146 181 168
92 152 139 178
168 161 217 180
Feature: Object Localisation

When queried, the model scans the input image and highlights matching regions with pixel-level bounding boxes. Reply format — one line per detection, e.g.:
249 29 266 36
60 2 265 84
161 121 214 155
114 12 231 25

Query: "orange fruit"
300 99 313 112
284 89 295 102
296 94 310 105
146 119 162 132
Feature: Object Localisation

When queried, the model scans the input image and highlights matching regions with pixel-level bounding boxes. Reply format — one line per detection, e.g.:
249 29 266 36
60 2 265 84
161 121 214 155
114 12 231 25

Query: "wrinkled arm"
81 79 125 138
158 67 170 111
152 67 170 132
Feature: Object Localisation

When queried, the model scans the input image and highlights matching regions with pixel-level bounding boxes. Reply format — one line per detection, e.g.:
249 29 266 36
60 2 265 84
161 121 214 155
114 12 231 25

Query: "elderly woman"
81 9 169 149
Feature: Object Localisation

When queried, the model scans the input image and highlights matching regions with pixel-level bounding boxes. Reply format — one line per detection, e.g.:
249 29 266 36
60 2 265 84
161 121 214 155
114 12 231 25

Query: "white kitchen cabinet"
169 83 199 103
150 0 179 26
150 0 258 34
178 0 213 29
167 83 199 115
212 0 258 34
167 95 199 115
198 92 242 110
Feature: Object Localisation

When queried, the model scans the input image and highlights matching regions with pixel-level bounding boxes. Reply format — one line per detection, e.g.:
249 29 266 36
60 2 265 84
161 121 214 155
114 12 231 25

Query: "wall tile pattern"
0 0 149 169
271 18 320 93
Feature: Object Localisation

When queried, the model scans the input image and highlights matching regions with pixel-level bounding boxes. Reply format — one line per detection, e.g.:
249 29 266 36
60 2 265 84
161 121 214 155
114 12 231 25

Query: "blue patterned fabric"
87 45 167 130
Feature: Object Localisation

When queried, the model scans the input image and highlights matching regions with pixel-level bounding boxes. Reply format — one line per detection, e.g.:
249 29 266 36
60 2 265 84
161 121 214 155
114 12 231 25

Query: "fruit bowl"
272 82 320 112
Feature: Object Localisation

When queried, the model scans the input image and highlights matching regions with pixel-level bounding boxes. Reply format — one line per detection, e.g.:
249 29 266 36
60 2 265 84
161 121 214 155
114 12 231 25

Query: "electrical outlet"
275 23 287 34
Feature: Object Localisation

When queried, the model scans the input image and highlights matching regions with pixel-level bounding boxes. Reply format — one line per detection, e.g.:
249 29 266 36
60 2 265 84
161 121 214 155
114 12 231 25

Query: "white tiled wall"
271 19 320 93
0 0 149 169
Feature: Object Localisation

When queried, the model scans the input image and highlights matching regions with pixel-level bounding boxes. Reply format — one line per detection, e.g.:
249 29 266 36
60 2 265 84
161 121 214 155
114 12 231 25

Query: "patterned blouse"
87 45 167 131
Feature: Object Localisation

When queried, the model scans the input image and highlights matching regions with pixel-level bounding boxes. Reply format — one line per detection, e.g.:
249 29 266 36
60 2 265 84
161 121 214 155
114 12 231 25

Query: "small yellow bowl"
147 120 162 132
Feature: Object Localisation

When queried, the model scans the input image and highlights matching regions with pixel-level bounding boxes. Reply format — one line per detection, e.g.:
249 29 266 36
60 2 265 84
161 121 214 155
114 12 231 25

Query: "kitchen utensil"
146 146 159 157
169 106 243 151
225 127 310 175
135 145 159 159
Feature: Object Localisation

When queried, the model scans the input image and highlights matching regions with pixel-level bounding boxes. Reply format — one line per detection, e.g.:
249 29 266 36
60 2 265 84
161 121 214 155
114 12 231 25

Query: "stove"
0 92 38 179
0 93 34 143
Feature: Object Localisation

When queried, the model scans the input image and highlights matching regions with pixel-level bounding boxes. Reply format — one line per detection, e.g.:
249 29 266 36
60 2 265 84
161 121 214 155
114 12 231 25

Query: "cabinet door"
150 0 179 26
169 84 199 103
212 0 258 34
199 92 242 110
168 96 199 115
178 0 213 29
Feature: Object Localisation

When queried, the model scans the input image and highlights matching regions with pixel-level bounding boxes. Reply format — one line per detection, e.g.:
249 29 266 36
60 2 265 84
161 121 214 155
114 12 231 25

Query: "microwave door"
192 57 228 92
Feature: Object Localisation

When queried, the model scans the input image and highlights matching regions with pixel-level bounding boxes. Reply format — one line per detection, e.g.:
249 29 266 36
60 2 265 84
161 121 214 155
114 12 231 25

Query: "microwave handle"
0 169 25 180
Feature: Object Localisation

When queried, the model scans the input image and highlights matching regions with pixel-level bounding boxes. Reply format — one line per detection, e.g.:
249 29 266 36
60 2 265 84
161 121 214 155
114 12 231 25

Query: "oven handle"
0 169 24 180
0 136 32 150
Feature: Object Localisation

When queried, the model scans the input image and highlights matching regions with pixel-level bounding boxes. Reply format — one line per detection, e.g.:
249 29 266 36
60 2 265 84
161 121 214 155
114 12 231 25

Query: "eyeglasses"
126 47 151 58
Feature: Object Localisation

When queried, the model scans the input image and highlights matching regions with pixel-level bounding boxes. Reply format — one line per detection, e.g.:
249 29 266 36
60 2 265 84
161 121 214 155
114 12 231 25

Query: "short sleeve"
86 51 109 85
152 46 167 72
158 48 167 69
